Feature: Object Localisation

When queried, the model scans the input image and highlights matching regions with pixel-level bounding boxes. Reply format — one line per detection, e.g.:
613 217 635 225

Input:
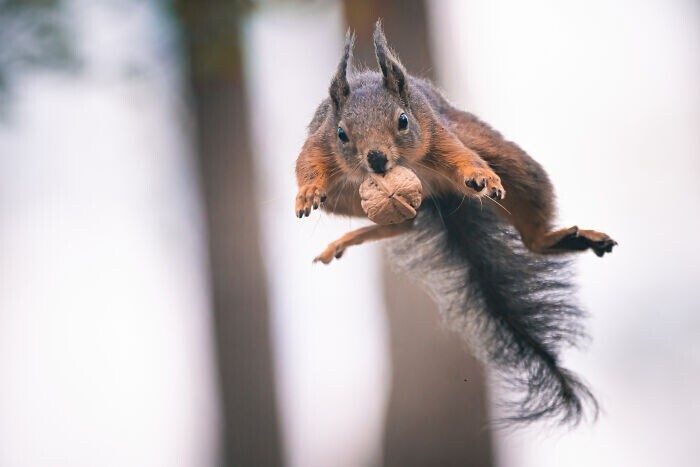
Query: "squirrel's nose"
367 150 388 174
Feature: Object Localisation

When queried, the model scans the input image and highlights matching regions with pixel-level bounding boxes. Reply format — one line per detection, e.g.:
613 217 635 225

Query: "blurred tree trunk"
174 3 282 466
342 2 494 466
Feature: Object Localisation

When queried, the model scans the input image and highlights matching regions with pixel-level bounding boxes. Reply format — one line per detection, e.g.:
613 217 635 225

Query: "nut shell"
359 166 423 225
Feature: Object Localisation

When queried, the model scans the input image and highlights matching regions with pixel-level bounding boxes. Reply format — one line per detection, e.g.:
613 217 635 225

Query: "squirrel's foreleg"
295 135 333 218
424 124 505 200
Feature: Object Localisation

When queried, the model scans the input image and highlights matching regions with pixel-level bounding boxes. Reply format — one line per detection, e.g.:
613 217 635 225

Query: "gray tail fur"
386 194 598 426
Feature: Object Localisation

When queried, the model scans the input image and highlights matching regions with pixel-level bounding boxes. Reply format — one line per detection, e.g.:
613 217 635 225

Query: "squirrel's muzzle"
367 150 388 174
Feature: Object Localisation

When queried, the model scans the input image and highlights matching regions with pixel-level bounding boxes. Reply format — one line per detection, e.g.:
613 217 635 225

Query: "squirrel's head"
329 21 425 177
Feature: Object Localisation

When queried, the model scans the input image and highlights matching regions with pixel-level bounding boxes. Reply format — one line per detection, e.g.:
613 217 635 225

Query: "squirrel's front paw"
295 184 327 218
463 167 505 200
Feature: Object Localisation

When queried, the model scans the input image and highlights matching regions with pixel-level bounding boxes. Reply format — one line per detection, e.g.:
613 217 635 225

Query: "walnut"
359 166 423 225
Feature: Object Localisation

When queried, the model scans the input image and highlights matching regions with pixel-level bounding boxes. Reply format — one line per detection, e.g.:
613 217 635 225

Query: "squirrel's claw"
489 187 506 200
463 168 505 200
295 184 327 218
466 178 486 192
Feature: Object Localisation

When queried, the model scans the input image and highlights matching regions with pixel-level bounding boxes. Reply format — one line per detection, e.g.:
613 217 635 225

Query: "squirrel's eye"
398 113 409 131
337 126 349 143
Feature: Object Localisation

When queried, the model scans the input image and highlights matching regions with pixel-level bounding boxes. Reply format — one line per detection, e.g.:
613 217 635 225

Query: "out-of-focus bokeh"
0 0 697 466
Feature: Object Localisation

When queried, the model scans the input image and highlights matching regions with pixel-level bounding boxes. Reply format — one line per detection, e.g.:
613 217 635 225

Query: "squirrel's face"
334 82 423 175
329 25 426 179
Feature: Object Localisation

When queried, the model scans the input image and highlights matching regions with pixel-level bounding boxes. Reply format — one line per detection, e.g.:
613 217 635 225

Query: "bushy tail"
386 194 598 426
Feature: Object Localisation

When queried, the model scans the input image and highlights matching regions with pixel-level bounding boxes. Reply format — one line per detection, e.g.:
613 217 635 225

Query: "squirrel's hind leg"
313 221 413 264
496 189 617 257
533 226 617 257
514 220 617 257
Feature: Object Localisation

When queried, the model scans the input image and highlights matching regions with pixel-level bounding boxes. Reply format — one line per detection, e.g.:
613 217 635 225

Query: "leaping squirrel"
294 21 616 426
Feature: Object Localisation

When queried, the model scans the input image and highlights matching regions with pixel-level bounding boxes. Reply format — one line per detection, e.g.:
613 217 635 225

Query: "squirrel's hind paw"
313 241 345 265
552 227 618 257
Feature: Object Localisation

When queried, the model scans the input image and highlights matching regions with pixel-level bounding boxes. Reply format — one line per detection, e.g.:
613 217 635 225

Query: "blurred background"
0 0 698 466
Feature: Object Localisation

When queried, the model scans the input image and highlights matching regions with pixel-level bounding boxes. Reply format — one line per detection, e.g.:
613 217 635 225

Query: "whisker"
310 207 323 238
412 160 510 215
484 195 512 215
393 158 443 224
449 192 468 216
408 159 472 222
331 160 364 212
259 194 287 206
414 160 462 191
410 172 447 229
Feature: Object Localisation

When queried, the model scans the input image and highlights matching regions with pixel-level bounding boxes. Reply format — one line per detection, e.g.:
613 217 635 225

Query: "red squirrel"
294 22 615 426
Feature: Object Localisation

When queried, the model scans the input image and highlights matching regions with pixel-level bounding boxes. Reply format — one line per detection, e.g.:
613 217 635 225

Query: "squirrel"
294 21 616 426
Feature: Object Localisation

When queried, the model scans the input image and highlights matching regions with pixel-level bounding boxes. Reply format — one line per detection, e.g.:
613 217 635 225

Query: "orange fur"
294 26 616 259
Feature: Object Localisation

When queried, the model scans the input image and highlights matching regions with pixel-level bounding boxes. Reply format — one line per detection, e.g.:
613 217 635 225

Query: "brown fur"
295 25 616 261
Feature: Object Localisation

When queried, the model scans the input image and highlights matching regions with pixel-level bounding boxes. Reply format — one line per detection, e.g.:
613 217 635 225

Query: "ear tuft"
329 29 355 113
373 20 409 104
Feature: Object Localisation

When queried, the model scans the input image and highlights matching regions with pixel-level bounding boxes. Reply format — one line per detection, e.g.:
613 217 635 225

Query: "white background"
0 0 697 466
429 1 700 466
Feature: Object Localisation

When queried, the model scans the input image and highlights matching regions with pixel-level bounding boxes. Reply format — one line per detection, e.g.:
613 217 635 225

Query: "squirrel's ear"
373 20 409 104
329 30 354 113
